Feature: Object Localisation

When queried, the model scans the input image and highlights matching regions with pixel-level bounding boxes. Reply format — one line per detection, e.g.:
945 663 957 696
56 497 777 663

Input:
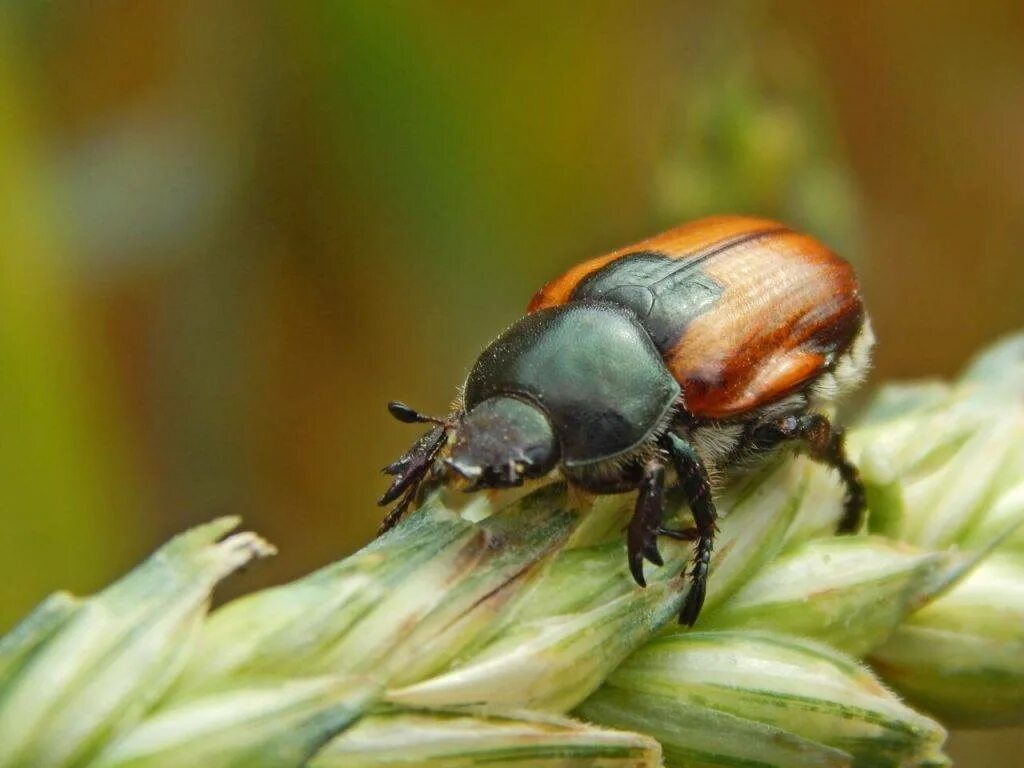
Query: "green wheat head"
3 333 1024 768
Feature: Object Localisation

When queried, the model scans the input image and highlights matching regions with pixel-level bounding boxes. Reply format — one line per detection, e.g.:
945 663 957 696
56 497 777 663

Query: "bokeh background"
2 2 1022 762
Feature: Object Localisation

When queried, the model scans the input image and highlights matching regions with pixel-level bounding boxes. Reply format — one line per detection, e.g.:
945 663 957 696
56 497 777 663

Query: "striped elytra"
528 215 864 420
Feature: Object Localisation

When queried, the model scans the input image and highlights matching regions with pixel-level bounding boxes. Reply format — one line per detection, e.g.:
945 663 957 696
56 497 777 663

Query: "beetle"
378 215 873 626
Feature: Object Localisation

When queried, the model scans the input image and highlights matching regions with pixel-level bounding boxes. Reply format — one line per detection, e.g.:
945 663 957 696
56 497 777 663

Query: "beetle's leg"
377 484 419 534
378 424 448 535
751 413 866 534
808 419 865 535
627 459 667 587
661 433 717 627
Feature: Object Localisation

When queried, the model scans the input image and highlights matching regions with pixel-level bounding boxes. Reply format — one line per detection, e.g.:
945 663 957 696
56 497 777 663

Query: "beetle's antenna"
387 400 444 425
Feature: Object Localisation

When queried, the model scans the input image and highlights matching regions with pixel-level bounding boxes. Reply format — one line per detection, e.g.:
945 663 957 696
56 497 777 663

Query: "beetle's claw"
627 535 647 587
628 461 669 588
378 486 416 535
383 456 411 475
642 532 663 566
378 473 410 506
627 525 667 588
679 572 707 627
679 533 714 626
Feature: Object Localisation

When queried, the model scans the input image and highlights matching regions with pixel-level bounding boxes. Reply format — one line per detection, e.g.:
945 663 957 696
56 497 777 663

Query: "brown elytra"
528 215 864 419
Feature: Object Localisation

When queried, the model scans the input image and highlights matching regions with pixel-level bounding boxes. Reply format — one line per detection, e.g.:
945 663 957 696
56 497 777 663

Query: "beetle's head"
378 396 558 534
446 396 559 489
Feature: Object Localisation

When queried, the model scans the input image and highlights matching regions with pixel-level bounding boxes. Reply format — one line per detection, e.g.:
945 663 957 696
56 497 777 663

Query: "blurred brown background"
1 2 1022 762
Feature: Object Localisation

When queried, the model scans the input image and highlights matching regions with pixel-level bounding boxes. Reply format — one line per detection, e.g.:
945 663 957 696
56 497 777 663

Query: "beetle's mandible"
378 215 874 626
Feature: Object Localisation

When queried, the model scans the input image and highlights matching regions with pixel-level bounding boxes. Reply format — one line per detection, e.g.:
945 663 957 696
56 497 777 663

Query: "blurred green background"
1 1 1023 762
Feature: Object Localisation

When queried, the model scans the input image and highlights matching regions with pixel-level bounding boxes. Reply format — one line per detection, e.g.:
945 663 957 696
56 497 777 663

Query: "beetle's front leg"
662 432 717 627
627 459 667 587
378 424 449 535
